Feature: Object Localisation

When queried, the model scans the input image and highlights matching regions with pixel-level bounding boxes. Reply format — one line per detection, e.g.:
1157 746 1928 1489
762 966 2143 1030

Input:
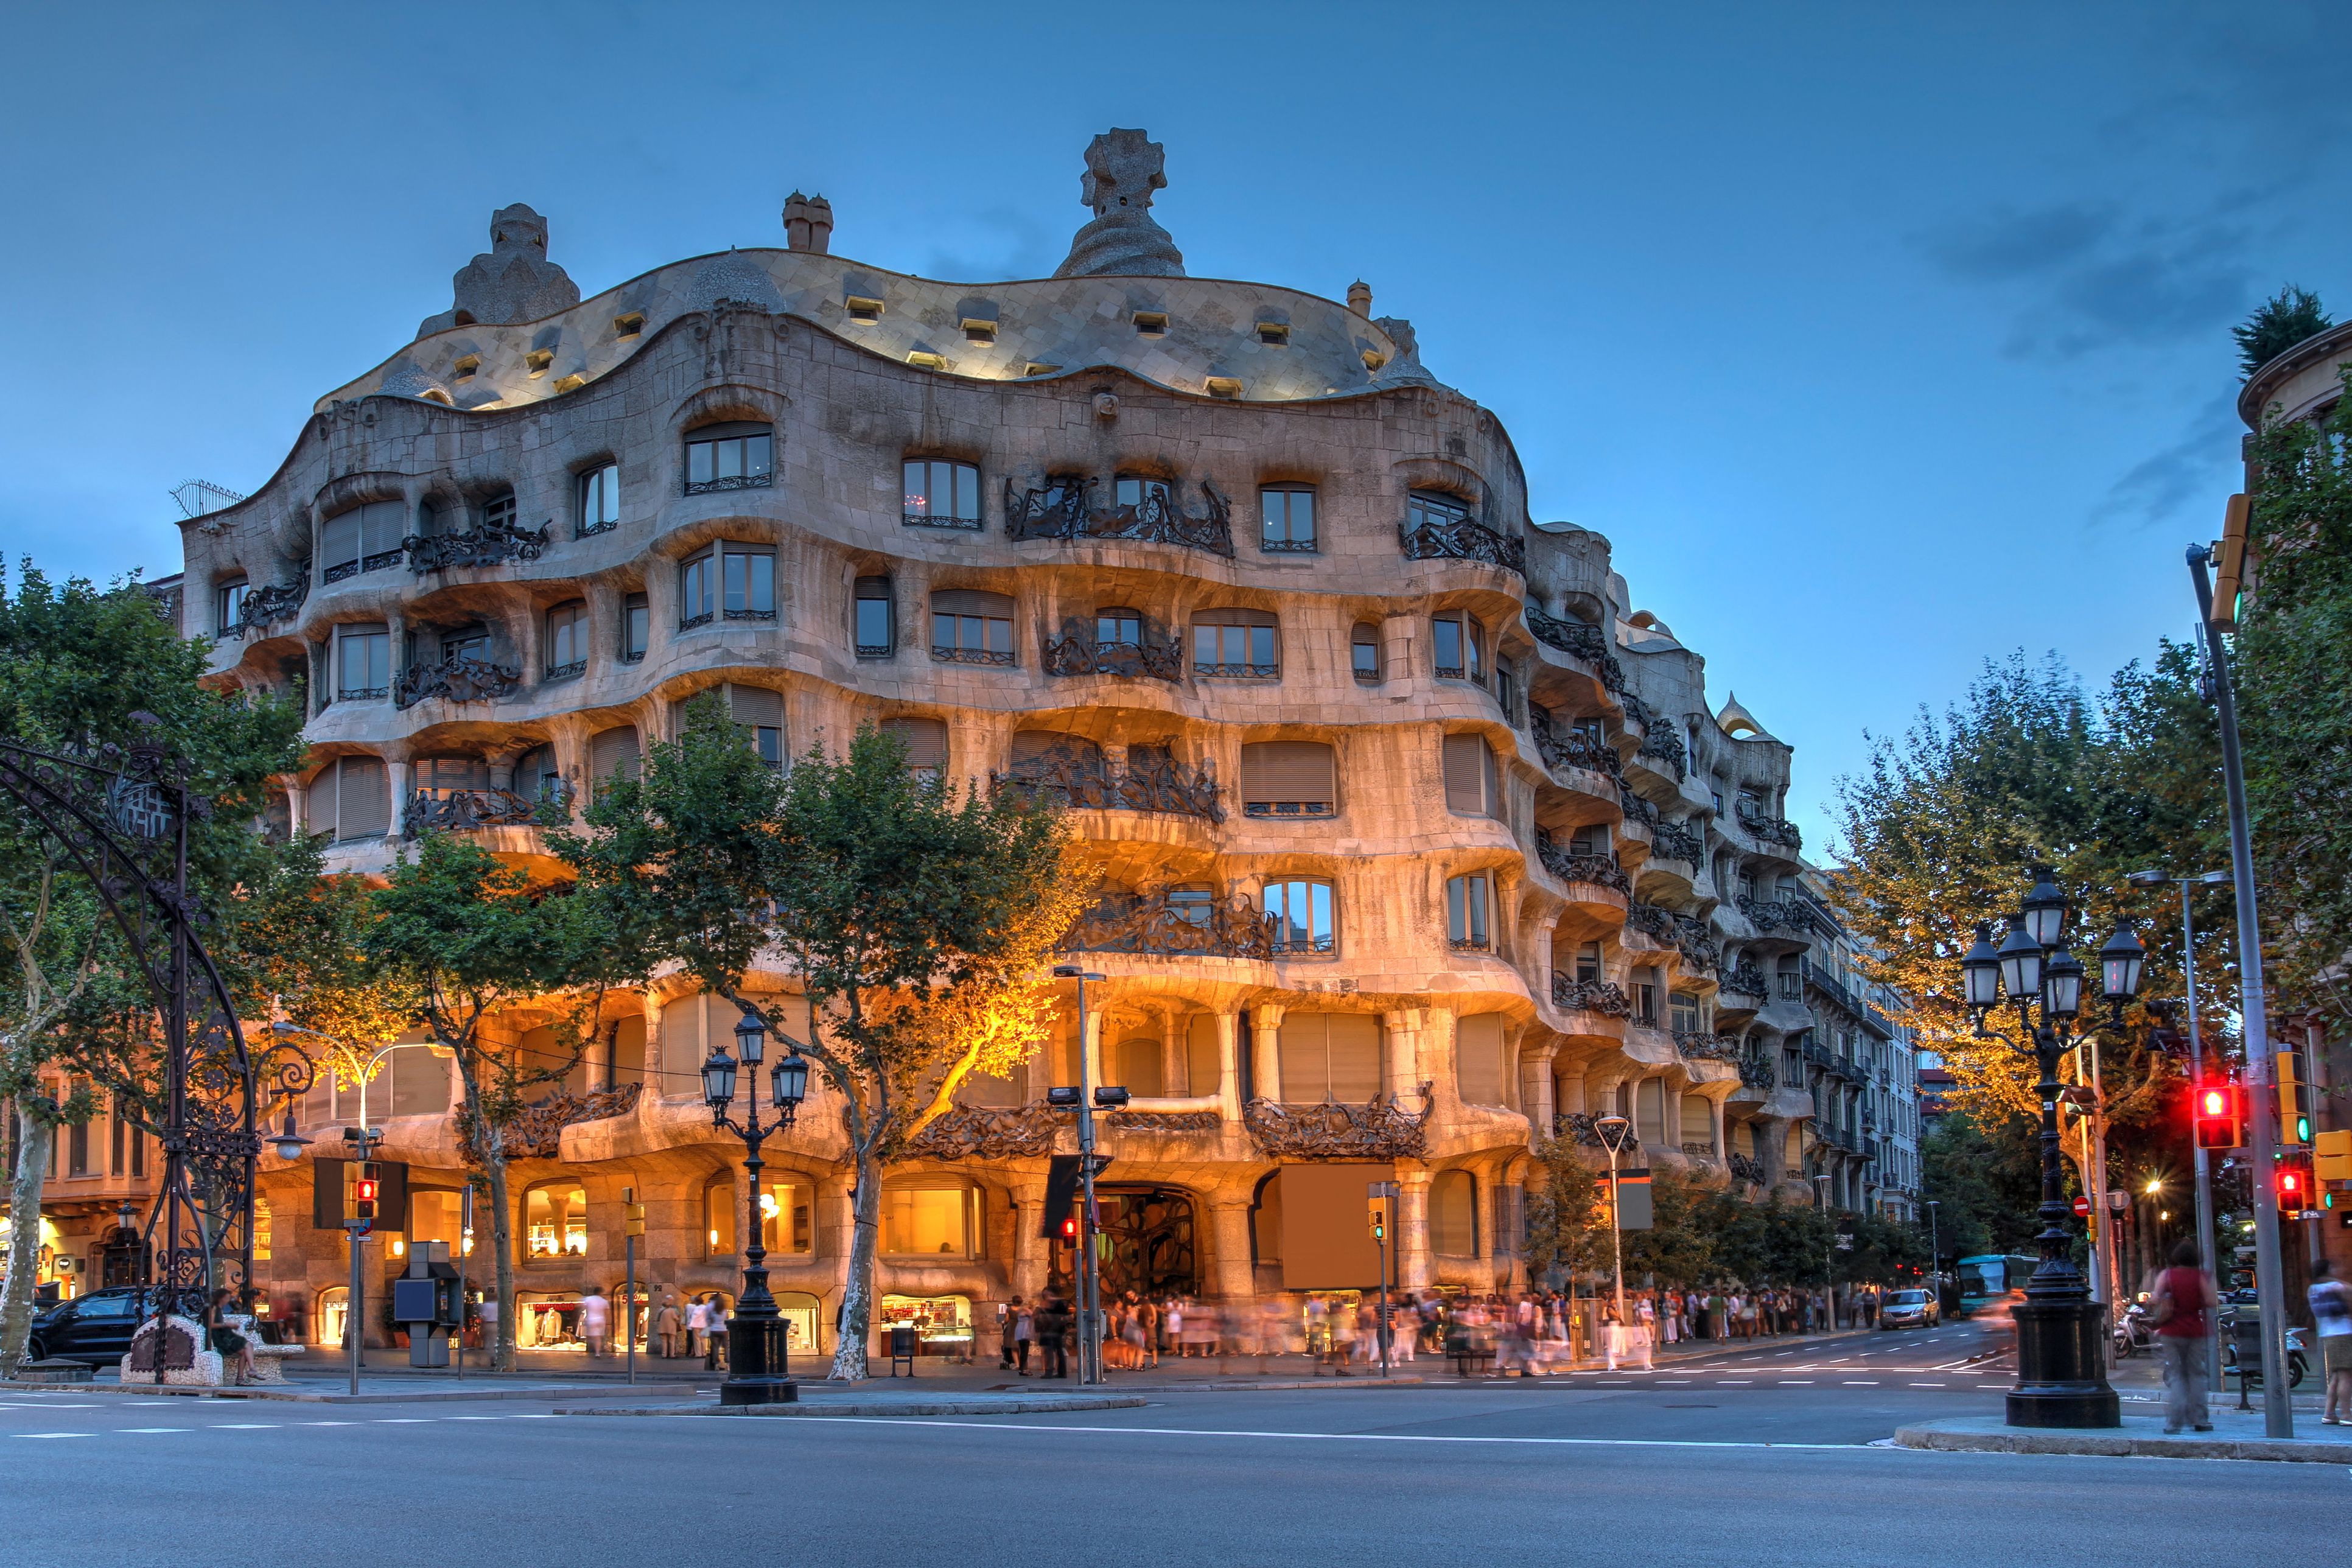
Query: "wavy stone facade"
175 134 1838 1353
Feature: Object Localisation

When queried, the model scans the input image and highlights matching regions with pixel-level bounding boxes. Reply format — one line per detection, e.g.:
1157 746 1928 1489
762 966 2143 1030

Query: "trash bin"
886 1325 918 1377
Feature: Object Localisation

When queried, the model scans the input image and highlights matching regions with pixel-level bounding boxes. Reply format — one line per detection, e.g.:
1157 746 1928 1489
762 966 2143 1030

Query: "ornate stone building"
177 131 1829 1354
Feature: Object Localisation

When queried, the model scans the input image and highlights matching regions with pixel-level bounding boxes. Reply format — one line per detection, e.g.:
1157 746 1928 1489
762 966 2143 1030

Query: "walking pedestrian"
1037 1294 1069 1378
999 1295 1025 1370
2147 1238 2216 1434
705 1297 730 1371
654 1295 682 1359
2308 1259 2351 1425
580 1285 611 1358
205 1287 257 1386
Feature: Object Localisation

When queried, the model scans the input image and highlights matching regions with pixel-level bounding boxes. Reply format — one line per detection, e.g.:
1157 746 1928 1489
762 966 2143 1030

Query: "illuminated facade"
175 131 1830 1351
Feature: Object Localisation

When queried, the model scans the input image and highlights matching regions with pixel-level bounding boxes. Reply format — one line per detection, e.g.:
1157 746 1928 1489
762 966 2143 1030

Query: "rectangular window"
880 717 948 781
1410 491 1471 534
1094 607 1142 646
1635 1077 1665 1144
1351 623 1382 681
1574 939 1603 985
578 463 621 534
1446 872 1492 951
1113 475 1172 513
684 425 774 494
1670 992 1703 1034
881 1186 970 1256
681 554 714 625
761 1180 814 1254
903 459 982 527
1239 741 1336 817
1497 658 1520 724
545 601 588 679
854 577 894 657
1442 733 1499 817
1432 610 1485 684
1191 610 1279 677
1633 968 1661 1026
335 625 390 701
215 579 248 634
723 545 774 618
621 593 649 662
320 499 405 581
1264 878 1336 954
1276 1013 1381 1104
1260 486 1316 551
1455 1013 1505 1107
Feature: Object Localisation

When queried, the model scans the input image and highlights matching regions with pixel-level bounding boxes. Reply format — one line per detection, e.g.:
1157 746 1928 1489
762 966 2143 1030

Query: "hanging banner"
1613 1167 1653 1231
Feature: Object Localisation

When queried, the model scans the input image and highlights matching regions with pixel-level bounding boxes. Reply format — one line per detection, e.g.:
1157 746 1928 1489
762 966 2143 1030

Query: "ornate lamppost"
701 1007 811 1405
1958 866 2144 1429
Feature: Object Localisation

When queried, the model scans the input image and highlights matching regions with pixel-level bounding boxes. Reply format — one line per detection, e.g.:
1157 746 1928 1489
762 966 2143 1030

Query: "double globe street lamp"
701 1007 812 1405
1959 866 2144 1430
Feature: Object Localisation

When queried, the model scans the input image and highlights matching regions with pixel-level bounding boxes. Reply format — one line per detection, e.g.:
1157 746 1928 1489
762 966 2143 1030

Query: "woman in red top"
2149 1239 2216 1433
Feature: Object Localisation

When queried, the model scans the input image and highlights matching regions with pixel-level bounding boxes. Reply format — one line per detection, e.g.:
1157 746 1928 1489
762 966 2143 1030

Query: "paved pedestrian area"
1896 1410 2352 1462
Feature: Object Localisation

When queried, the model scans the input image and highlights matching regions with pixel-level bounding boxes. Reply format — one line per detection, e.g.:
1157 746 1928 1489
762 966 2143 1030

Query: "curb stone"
556 1395 1150 1418
1894 1420 2352 1464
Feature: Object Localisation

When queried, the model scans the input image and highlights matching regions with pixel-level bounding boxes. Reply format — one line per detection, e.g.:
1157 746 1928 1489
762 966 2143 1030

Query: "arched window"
684 421 774 494
524 1181 588 1260
930 589 1014 665
1192 608 1279 677
576 462 621 535
545 600 589 679
1432 608 1486 685
1443 733 1499 817
1430 1169 1477 1256
1263 878 1336 956
515 744 563 804
320 500 405 583
1445 873 1492 951
761 1178 814 1255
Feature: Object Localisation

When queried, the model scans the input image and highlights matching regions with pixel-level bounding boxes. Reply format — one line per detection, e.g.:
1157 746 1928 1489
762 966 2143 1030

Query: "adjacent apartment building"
163 131 1858 1353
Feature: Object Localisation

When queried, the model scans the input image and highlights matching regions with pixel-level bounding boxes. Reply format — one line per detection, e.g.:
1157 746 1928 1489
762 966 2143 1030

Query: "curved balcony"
1551 974 1630 1018
1524 606 1622 689
1041 625 1182 681
1057 887 1275 959
1648 819 1705 867
1401 513 1525 575
1005 478 1234 558
403 519 550 575
393 652 524 710
406 786 555 832
993 753 1223 823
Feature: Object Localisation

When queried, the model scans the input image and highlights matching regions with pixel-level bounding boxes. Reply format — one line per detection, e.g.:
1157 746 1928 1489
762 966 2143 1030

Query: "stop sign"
2071 1195 2092 1217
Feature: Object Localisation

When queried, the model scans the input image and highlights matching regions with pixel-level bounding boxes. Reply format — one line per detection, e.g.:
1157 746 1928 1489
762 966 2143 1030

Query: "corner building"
180 133 1829 1354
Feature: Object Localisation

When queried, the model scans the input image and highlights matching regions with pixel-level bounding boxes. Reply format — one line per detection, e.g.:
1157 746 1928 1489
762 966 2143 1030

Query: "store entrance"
1054 1186 1198 1300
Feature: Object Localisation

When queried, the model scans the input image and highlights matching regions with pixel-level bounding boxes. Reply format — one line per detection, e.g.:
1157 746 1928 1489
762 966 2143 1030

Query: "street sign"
2070 1194 2092 1217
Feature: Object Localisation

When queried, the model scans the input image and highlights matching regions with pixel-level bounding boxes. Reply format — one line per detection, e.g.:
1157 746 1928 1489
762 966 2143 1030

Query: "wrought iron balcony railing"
1401 513 1525 575
1734 799 1804 849
1626 901 1679 945
1530 709 1620 778
1619 785 1660 828
1738 1053 1777 1093
1720 962 1768 1000
1650 819 1706 865
1522 607 1623 688
407 787 558 832
1682 1141 1720 1159
1006 478 1235 557
1041 627 1183 681
1675 1032 1742 1063
684 471 773 497
393 653 523 709
1551 974 1631 1017
993 754 1223 822
1636 723 1689 782
1728 1151 1769 1185
1058 887 1275 959
903 509 985 531
1245 1094 1429 1160
229 575 309 639
404 519 550 575
1534 831 1631 894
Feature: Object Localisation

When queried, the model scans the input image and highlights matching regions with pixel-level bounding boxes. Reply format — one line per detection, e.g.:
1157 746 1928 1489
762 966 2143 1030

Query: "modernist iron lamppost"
1958 867 2144 1429
702 1006 812 1406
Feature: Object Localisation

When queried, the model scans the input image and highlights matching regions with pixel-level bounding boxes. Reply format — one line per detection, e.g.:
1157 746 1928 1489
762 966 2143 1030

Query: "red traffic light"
1059 1216 1078 1241
353 1178 379 1203
2192 1080 2244 1150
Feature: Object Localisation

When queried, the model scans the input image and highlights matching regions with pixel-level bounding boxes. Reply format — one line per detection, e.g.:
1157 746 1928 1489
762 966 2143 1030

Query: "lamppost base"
2005 1298 2119 1429
718 1376 799 1407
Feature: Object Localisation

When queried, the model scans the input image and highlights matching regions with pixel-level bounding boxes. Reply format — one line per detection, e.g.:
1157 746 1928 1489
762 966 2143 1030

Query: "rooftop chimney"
783 192 834 254
1346 279 1372 317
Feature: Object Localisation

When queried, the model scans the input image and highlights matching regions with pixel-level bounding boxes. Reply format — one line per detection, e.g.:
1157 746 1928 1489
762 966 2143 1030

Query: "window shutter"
590 725 641 783
361 500 405 555
725 683 785 729
881 717 947 771
932 588 1013 617
1276 1015 1328 1104
1185 1015 1221 1097
1195 606 1277 628
1456 1013 1504 1107
313 1157 346 1228
1327 1015 1382 1102
1443 734 1491 814
320 509 360 567
1239 741 1334 806
335 757 388 838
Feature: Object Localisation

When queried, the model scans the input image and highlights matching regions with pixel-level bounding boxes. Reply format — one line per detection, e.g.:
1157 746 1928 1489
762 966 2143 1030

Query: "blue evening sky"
4 2 2345 853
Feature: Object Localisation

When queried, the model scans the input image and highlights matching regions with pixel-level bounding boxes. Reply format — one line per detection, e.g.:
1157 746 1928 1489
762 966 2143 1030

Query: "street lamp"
702 1003 813 1406
1957 867 2134 1429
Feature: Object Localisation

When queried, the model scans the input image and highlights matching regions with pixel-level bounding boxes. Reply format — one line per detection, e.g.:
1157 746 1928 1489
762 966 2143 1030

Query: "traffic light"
2277 1153 2315 1214
2193 1080 2244 1149
2317 1128 2352 1183
351 1161 381 1223
1367 1199 1388 1243
1059 1215 1079 1242
2277 1051 2311 1146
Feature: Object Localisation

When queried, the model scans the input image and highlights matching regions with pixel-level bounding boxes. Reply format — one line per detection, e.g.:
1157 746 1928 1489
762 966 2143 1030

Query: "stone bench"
119 1313 304 1387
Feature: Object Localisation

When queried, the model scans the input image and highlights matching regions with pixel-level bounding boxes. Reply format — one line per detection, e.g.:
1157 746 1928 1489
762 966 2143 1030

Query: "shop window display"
877 1293 973 1359
525 1181 588 1259
880 1185 971 1256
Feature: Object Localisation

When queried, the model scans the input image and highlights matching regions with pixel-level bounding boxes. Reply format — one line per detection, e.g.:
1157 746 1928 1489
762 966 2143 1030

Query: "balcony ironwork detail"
1401 512 1525 575
500 1082 643 1160
933 645 1015 667
393 652 523 709
1619 785 1659 827
1552 975 1631 1017
902 1104 1062 1161
1245 1092 1429 1160
1534 832 1631 894
1650 819 1706 865
1006 477 1235 557
406 787 556 833
229 576 309 639
1736 895 1816 936
1554 1111 1606 1148
1626 902 1679 945
995 751 1222 823
1727 1152 1769 1185
1058 888 1273 959
1041 624 1183 681
1735 799 1804 849
1636 722 1689 782
1531 709 1620 778
903 509 985 531
403 519 550 575
1720 961 1768 1001
544 659 586 683
1675 1031 1741 1063
1737 1051 1777 1093
1524 606 1623 686
684 472 774 497
1681 1141 1720 1160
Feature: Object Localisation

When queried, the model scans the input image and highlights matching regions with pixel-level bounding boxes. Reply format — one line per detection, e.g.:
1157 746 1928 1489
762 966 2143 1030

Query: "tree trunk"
828 1143 881 1380
483 1146 516 1372
0 1112 55 1374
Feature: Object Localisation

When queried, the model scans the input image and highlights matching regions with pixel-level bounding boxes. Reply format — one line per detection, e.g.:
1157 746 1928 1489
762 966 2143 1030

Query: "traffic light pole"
2191 544 2293 1440
2175 876 2222 1394
1073 971 1104 1388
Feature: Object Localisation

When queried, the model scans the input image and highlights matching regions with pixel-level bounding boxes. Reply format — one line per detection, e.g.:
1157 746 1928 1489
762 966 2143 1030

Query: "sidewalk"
1895 1410 2352 1463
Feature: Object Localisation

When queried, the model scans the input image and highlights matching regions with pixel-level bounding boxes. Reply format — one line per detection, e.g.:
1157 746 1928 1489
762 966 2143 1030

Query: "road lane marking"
777 1418 1874 1452
298 1420 357 1426
17 1433 96 1439
371 1418 431 1423
1909 1382 1946 1387
1777 1380 1814 1385
1843 1381 1879 1386
118 1427 191 1434
209 1424 279 1430
1715 1380 1753 1385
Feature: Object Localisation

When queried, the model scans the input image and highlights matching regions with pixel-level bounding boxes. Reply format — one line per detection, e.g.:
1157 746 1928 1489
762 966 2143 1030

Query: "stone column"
1519 1041 1558 1132
1215 1011 1241 1121
1206 1198 1254 1303
1082 1006 1104 1096
284 778 307 836
384 758 410 839
1381 611 1418 684
1251 1005 1284 1105
1385 1006 1430 1104
1010 1177 1048 1302
1396 1166 1433 1290
1160 1010 1183 1101
1553 1065 1587 1119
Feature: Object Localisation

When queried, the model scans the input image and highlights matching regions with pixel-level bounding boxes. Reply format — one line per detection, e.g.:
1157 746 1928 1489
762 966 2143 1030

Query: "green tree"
561 710 1079 1379
0 564 308 1371
1521 1138 1604 1284
1617 1167 1718 1287
2233 285 2331 379
362 833 626 1371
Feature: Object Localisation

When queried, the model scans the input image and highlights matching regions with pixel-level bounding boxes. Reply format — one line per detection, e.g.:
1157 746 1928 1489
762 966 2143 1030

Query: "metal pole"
346 1220 363 1397
2181 879 2221 1395
2189 544 2292 1439
626 1227 637 1387
1607 1145 1625 1326
1075 973 1102 1386
2086 1040 2112 1307
455 1184 471 1380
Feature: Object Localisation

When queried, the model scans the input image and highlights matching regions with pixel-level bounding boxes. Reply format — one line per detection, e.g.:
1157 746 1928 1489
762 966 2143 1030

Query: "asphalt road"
2 1317 2328 1568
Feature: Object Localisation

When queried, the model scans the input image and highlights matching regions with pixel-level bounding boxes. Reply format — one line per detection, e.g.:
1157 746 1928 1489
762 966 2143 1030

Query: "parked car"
1878 1288 1940 1329
25 1287 148 1366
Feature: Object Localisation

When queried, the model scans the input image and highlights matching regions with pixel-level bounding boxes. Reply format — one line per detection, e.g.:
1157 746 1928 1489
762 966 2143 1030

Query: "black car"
26 1287 149 1365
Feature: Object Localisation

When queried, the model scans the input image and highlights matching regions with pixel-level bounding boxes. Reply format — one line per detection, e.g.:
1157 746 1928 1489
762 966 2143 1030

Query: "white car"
1878 1289 1939 1329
